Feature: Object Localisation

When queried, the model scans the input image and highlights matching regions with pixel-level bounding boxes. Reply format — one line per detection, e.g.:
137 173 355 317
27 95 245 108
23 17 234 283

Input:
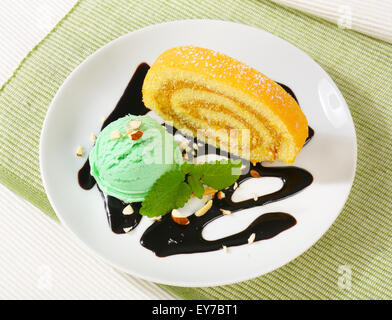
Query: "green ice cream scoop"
89 115 183 203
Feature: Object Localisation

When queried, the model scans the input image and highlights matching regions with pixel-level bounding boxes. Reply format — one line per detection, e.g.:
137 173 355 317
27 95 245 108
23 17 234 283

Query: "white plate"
40 20 357 287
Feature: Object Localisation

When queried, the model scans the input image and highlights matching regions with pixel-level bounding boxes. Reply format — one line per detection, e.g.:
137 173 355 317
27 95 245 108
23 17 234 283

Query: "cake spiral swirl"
142 46 308 164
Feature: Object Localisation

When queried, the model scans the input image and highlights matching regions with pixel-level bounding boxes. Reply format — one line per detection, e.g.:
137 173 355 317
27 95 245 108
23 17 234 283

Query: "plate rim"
39 19 358 287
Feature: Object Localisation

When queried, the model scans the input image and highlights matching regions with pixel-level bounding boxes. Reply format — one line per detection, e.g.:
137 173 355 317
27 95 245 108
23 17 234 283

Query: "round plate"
40 20 357 287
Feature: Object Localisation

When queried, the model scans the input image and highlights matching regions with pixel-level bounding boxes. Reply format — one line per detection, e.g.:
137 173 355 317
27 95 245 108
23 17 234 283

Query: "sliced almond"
123 227 132 233
248 233 256 244
122 204 134 216
128 120 142 130
110 130 121 140
217 191 225 200
252 193 258 201
222 245 228 253
220 209 231 215
203 187 217 196
178 141 190 151
171 209 190 225
76 145 83 157
250 169 260 178
195 199 213 217
129 130 143 140
91 133 97 142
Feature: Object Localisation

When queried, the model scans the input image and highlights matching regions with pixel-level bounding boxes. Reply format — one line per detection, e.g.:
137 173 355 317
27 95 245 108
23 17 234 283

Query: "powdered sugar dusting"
164 46 294 106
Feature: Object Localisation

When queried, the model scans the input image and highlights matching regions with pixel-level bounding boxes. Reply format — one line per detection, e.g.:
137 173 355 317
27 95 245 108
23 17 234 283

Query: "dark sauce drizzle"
78 64 150 233
78 63 314 255
97 187 142 234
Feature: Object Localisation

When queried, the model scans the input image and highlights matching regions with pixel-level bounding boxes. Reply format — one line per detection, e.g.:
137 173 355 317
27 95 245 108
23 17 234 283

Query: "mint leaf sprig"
139 160 242 218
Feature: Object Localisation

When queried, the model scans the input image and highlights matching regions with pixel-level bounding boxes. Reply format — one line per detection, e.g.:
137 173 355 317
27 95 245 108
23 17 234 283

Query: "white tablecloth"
0 0 391 299
0 0 175 300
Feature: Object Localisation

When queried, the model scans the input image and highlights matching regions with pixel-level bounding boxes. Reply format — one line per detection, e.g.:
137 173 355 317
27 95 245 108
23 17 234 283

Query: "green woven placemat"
1 0 391 299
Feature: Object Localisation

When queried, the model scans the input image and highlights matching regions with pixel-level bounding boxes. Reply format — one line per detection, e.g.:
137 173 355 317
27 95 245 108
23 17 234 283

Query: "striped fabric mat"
0 0 391 299
272 0 392 43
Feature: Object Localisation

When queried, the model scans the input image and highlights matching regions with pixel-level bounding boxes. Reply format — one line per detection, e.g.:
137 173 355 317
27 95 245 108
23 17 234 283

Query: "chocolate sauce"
141 212 296 257
78 63 150 232
100 191 143 234
141 159 312 257
77 62 314 255
101 63 150 130
306 127 315 145
78 160 95 190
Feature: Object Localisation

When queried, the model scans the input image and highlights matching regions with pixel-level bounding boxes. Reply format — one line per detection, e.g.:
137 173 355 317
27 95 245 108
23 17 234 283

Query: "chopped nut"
217 191 225 200
203 187 217 196
122 204 134 216
233 182 238 190
248 233 256 244
252 193 258 201
128 120 142 130
220 209 231 215
76 145 84 157
129 130 143 140
178 141 189 151
171 209 190 225
91 133 97 142
110 130 121 140
195 199 213 217
222 245 228 253
250 169 260 178
123 227 132 233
